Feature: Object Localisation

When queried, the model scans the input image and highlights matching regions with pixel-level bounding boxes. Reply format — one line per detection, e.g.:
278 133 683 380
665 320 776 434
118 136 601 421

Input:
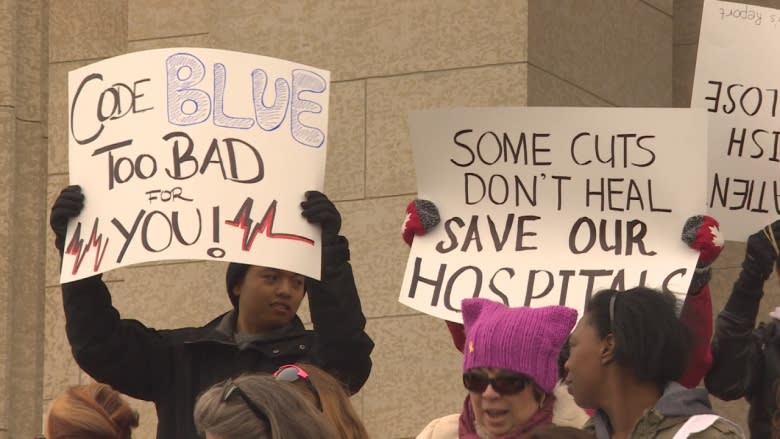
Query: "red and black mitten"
401 200 468 351
401 199 440 246
679 214 723 388
681 215 724 295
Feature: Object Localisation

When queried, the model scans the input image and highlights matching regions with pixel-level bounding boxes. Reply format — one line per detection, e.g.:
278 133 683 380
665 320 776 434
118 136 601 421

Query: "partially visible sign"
692 0 780 241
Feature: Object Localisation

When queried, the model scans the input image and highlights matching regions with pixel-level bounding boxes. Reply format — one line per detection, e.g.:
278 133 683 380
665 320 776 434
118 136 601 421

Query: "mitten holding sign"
402 199 440 246
679 214 724 388
401 200 468 351
681 215 724 296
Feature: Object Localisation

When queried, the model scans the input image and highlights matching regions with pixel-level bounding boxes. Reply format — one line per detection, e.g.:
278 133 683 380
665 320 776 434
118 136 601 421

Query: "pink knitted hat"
462 298 577 394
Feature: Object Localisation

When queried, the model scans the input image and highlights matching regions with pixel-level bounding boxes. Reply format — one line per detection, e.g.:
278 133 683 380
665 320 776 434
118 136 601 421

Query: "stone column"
0 0 49 437
42 0 129 435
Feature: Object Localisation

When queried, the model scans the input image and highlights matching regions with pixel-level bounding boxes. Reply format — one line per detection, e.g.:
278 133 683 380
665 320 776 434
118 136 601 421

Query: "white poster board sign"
399 107 708 322
63 48 330 283
692 0 780 241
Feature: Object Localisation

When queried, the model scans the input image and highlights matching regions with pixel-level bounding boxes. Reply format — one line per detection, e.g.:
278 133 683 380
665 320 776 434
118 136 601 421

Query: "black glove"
301 191 341 242
50 185 84 252
723 221 780 321
742 220 780 285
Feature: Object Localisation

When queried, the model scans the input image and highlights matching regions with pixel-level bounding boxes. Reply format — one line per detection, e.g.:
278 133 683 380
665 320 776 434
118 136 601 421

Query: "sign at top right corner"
692 0 780 242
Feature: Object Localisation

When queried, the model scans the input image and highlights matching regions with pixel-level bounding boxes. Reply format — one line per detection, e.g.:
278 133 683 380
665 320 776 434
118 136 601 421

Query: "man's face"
233 266 306 333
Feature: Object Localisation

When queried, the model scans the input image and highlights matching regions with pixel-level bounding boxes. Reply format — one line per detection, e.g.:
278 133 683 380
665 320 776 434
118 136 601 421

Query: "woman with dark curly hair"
566 287 743 439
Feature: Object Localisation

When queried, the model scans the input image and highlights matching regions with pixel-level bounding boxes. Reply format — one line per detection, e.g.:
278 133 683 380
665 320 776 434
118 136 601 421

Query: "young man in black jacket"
705 220 780 439
49 185 374 439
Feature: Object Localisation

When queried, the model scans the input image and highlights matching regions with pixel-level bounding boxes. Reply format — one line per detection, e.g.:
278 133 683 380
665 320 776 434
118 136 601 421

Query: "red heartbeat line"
226 198 314 251
66 218 110 275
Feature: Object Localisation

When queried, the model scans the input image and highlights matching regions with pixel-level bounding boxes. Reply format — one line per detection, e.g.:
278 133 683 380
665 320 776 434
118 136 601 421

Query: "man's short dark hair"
225 263 250 309
586 287 690 389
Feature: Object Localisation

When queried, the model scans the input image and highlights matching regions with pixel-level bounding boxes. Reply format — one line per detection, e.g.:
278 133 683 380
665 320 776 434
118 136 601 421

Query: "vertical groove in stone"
0 0 16 108
0 110 13 435
0 0 17 431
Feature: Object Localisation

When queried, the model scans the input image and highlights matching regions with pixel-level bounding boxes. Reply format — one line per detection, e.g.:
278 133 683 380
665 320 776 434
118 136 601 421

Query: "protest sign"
692 0 780 241
399 107 708 321
63 48 329 282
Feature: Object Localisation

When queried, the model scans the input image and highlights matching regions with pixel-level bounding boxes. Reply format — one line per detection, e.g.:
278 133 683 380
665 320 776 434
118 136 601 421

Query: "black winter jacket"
61 248 373 439
705 271 776 439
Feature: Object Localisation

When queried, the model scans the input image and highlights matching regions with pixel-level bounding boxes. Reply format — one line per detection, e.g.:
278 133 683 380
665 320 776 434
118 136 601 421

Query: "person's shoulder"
688 417 745 438
416 413 459 439
708 418 745 437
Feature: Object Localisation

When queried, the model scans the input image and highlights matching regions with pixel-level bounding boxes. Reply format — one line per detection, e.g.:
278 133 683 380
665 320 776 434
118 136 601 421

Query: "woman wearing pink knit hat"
418 298 585 439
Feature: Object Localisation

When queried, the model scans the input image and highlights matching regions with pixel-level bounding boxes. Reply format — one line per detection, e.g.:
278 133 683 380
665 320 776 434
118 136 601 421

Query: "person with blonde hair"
45 383 138 439
194 374 336 439
274 363 370 439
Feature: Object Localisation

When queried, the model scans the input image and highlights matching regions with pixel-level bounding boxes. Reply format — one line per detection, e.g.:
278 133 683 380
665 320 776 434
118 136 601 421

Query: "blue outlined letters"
166 52 327 148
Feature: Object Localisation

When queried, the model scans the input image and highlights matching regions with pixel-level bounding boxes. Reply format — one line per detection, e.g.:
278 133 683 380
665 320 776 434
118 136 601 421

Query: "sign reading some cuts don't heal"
62 48 330 283
692 0 780 241
399 107 708 322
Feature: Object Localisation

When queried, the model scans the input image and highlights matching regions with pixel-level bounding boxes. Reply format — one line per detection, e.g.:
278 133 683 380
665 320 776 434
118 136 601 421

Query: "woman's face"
564 313 608 409
466 368 542 438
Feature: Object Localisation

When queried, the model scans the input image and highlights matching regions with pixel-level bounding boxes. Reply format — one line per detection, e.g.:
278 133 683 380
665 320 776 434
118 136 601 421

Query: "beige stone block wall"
672 0 704 108
211 0 528 82
529 0 672 107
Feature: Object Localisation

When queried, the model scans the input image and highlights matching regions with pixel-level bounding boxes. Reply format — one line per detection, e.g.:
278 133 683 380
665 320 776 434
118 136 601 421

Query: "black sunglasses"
221 378 271 427
462 370 532 395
